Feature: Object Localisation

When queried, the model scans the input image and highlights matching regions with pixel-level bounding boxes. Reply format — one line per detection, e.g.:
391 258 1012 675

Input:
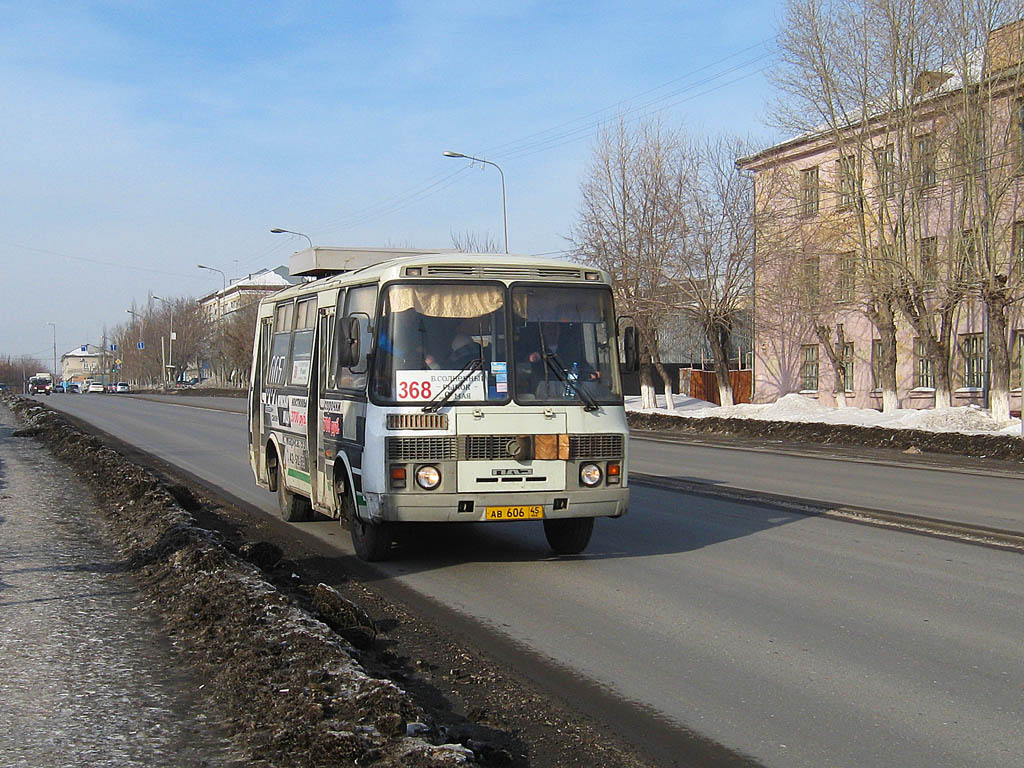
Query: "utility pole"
47 322 57 382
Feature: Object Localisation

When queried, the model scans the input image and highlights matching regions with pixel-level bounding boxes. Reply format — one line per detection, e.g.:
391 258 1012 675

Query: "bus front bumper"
372 487 628 523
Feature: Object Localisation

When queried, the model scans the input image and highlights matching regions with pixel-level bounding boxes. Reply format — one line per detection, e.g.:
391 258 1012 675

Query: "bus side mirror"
335 316 361 369
619 321 639 372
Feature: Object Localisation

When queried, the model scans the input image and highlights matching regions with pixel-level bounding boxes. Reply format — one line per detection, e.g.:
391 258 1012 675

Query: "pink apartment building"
738 22 1024 415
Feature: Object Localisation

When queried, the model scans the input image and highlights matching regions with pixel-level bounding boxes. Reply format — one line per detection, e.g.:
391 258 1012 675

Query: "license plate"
485 505 544 521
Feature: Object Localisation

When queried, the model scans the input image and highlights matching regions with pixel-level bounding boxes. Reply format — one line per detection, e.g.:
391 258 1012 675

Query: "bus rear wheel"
276 462 312 522
543 517 594 555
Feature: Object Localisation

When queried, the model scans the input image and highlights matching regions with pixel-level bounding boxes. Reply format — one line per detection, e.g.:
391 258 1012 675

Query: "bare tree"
221 300 260 385
570 116 687 409
674 134 756 406
450 230 502 254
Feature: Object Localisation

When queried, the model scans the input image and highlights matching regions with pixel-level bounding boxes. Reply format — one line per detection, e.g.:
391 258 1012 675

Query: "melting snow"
626 392 1023 436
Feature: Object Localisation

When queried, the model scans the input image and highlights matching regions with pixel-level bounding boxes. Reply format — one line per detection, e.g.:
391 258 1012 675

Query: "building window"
871 339 885 389
917 236 938 291
802 255 820 300
916 133 937 188
957 229 978 284
915 338 934 389
801 344 819 391
837 252 856 302
801 166 820 216
840 342 854 392
961 333 984 389
1012 330 1024 390
874 144 896 197
837 155 857 209
1014 221 1024 274
1016 99 1024 172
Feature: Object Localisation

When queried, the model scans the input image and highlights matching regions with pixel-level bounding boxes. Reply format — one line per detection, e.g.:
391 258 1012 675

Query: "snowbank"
626 392 1023 436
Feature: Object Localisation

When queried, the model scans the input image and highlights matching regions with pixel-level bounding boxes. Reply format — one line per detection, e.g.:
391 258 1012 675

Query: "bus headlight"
415 465 442 490
579 463 603 487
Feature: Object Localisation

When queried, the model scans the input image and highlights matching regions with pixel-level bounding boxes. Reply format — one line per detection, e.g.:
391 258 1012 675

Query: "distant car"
0 382 10 392
115 382 130 393
87 382 104 393
66 383 81 394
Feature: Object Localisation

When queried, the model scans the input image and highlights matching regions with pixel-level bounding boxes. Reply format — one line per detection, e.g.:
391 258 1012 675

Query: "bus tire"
277 462 312 522
349 507 393 562
336 470 392 561
543 517 594 555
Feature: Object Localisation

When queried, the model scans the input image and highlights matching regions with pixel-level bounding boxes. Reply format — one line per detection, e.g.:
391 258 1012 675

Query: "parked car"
66 383 81 394
87 382 105 393
115 382 130 393
0 382 9 392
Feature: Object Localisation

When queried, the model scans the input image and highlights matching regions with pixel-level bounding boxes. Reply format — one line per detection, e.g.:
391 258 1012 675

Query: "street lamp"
270 228 314 249
443 150 508 253
152 295 174 387
197 264 227 385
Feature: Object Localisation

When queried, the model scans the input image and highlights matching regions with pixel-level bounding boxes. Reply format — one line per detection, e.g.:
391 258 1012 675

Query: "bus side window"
327 289 346 390
337 284 376 391
266 301 294 387
288 298 316 387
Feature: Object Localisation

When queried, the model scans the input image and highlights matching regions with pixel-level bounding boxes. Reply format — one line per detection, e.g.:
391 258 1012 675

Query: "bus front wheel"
543 517 594 555
349 508 393 562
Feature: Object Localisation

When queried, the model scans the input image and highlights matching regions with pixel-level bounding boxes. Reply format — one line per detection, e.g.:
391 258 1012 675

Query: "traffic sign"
109 343 118 352
80 345 87 352
137 342 145 350
115 359 122 366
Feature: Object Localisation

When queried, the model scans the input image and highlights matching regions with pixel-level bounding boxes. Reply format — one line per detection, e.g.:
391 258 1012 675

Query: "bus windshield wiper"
542 352 599 412
422 357 483 413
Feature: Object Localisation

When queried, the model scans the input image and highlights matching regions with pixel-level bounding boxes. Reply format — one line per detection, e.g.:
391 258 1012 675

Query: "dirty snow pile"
625 392 1023 436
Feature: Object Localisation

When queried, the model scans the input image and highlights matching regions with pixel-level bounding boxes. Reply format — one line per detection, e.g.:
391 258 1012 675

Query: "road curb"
630 471 1024 554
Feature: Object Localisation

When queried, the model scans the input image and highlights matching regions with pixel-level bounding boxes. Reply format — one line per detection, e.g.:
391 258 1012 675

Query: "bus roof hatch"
289 246 456 277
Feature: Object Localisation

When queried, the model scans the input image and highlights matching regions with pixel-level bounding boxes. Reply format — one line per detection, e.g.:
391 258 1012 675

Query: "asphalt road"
37 393 1024 768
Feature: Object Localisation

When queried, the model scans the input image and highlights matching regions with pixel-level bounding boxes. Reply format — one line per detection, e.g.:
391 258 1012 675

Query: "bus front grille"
569 434 624 459
386 436 458 461
462 435 517 460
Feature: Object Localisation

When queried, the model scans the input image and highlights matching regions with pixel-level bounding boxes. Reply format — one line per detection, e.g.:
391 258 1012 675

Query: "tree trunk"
987 297 1012 423
707 322 734 407
814 324 847 408
876 314 900 413
640 364 657 409
652 359 676 410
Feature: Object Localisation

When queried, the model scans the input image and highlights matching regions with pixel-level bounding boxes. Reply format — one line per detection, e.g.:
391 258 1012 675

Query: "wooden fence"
679 368 752 405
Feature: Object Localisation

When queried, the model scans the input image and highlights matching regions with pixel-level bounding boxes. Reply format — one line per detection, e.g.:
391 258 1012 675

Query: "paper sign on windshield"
395 370 485 402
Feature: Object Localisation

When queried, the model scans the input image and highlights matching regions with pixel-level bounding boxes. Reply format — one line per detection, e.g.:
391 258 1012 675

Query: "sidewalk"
0 405 235 768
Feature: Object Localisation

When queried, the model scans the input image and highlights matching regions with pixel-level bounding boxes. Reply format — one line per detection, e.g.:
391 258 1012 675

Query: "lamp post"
152 295 173 387
270 228 314 249
443 150 508 253
197 264 227 385
46 322 56 384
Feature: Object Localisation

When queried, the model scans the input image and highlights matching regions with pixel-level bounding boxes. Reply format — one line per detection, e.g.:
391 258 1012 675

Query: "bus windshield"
372 282 510 404
511 284 622 404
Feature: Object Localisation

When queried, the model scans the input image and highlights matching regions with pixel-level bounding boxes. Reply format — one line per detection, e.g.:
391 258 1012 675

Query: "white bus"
248 247 638 561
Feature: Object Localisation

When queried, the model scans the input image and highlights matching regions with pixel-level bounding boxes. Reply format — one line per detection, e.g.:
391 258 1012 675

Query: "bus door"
249 316 273 483
312 305 335 511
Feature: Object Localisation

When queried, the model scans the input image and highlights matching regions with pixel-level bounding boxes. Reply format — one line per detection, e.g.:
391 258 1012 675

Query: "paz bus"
248 247 637 561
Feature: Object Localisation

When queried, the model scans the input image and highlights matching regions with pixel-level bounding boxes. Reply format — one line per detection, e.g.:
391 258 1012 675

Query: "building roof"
736 30 998 169
198 266 302 303
62 344 106 359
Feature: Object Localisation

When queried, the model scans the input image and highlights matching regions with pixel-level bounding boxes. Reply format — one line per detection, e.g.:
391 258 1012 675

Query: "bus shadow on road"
347 481 808 575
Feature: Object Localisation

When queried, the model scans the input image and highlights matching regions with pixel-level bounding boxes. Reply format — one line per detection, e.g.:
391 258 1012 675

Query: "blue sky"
1 0 781 363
